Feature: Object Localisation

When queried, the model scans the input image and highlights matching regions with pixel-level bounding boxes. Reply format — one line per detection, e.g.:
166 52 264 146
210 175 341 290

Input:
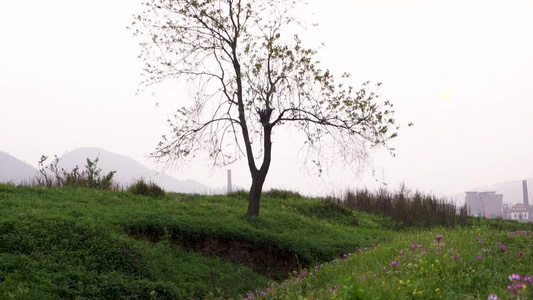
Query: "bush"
264 189 303 199
127 179 165 198
227 189 303 200
226 189 248 199
35 155 117 190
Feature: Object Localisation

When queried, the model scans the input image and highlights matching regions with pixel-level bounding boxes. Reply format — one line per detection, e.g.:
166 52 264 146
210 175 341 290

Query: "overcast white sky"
1 0 532 198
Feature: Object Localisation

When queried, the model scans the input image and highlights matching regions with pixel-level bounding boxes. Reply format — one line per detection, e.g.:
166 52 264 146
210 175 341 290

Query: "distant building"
507 204 529 222
465 191 503 218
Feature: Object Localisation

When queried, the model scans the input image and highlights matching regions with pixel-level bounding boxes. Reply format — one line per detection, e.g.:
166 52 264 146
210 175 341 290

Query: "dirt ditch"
130 227 300 280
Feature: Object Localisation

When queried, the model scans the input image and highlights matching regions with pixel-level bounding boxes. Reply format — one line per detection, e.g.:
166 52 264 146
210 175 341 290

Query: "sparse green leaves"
133 0 407 182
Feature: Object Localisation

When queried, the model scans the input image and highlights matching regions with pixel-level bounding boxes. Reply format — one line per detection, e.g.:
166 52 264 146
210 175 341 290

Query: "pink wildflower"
508 274 521 281
453 254 460 260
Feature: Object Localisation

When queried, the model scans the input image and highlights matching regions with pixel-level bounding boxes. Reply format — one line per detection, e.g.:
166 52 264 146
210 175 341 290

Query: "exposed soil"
132 227 299 280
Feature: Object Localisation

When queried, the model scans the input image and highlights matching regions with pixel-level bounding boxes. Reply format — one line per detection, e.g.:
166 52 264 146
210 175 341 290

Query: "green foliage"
0 185 268 299
296 198 359 226
264 189 304 200
35 155 117 190
249 225 533 299
127 178 165 199
226 189 249 199
132 0 408 217
5 184 528 299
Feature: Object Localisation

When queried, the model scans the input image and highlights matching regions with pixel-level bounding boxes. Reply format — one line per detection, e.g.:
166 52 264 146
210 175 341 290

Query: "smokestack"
523 180 529 207
227 170 232 194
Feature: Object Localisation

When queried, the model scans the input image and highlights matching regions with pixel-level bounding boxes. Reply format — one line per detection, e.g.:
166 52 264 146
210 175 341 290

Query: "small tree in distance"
132 0 407 216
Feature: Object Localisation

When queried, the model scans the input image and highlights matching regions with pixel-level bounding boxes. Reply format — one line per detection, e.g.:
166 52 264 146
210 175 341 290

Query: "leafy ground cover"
0 184 390 299
248 223 533 299
2 183 532 299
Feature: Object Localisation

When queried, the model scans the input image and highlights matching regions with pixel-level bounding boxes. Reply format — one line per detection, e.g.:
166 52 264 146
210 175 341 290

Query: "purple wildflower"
508 274 521 281
436 234 443 242
508 282 526 295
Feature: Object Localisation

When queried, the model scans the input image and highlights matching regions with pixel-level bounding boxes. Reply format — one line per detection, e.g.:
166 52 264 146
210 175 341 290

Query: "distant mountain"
0 151 38 183
56 147 215 194
451 178 533 205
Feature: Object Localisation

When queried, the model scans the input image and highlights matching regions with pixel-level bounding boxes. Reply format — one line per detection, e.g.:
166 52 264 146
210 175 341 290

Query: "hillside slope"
0 185 390 299
0 150 38 183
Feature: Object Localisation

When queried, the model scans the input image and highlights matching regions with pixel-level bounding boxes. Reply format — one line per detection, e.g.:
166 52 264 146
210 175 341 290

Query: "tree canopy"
131 0 403 216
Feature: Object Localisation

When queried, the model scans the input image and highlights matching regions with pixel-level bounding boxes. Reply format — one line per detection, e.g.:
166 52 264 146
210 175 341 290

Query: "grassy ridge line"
0 184 393 299
0 185 266 299
122 193 392 269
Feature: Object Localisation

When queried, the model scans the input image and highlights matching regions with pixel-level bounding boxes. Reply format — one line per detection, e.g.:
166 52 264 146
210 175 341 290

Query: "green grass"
0 184 390 299
1 183 532 299
249 224 533 299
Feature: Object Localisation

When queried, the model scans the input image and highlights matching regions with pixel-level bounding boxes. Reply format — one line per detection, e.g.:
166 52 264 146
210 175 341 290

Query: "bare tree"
131 0 404 216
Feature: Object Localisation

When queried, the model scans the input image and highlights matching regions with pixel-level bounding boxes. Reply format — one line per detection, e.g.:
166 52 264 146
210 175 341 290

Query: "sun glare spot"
441 92 451 102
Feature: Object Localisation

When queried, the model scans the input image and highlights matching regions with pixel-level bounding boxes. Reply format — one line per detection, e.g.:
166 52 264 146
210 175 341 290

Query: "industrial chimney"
227 170 233 194
523 180 529 207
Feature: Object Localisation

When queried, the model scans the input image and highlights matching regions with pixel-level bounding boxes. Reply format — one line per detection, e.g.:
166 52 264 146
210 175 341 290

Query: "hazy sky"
1 0 532 198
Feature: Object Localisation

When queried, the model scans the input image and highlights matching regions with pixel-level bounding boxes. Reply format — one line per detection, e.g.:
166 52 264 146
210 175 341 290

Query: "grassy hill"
0 184 391 299
1 184 532 299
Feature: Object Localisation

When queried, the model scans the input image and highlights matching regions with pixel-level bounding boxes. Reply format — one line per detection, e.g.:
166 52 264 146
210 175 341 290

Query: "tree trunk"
246 114 273 217
247 169 268 217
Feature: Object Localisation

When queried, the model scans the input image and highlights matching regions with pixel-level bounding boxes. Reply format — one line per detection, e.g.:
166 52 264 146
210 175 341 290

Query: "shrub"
227 189 304 199
226 189 248 199
264 189 303 199
35 155 117 190
127 179 165 198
